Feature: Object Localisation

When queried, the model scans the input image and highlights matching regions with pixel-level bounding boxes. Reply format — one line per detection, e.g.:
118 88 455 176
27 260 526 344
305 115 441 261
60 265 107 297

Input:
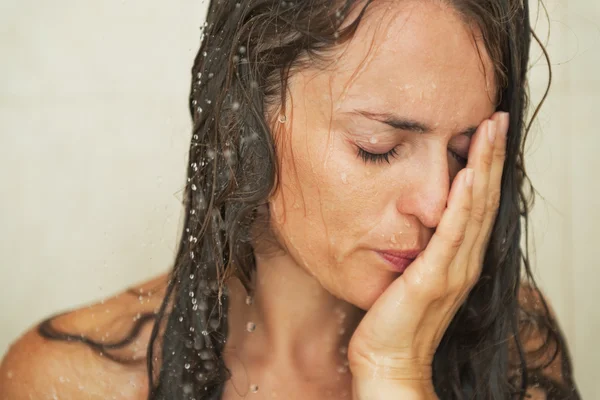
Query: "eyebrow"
354 110 478 138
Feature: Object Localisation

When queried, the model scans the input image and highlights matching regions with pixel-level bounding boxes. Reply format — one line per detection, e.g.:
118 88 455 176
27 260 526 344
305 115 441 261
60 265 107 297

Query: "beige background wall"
1 0 598 398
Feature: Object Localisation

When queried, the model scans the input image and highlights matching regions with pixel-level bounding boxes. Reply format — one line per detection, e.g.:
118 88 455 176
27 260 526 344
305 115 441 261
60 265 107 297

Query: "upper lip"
377 249 422 260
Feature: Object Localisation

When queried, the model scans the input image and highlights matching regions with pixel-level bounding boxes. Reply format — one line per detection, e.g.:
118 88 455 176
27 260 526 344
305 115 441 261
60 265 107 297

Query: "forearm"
352 378 439 400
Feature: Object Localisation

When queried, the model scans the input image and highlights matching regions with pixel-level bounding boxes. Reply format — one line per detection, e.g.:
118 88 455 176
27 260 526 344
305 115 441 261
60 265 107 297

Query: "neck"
225 247 365 377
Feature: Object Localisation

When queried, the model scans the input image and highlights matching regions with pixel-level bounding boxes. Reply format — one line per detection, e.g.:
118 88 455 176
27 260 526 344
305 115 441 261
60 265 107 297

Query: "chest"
220 370 352 400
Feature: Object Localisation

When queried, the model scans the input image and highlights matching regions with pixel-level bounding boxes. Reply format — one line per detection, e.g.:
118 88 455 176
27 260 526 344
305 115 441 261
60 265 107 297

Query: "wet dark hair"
38 0 581 399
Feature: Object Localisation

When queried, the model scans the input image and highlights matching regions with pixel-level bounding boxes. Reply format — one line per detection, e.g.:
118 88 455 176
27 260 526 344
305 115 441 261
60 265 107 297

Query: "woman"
0 0 581 398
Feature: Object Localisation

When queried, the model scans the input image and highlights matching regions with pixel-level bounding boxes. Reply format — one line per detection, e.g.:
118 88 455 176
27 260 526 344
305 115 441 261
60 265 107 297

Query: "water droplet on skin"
404 220 412 228
369 136 378 144
277 114 286 123
6 370 13 379
340 172 348 184
245 295 253 305
390 233 398 244
339 346 348 355
337 365 348 373
246 322 256 332
250 384 259 393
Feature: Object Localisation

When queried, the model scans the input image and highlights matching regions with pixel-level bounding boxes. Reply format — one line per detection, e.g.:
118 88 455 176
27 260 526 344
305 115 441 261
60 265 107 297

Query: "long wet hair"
38 0 581 399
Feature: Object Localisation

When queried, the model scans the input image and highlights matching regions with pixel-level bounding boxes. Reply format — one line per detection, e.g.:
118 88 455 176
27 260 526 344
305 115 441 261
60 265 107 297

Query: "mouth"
376 250 420 273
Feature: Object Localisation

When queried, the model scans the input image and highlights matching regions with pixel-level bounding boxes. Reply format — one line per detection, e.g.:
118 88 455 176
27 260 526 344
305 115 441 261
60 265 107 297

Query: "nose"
395 151 451 229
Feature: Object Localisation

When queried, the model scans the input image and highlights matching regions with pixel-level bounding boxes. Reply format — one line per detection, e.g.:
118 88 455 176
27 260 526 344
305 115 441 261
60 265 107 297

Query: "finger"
451 117 497 283
413 166 474 293
472 112 509 259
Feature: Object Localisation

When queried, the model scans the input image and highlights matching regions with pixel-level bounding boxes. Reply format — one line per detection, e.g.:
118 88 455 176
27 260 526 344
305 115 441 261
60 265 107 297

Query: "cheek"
271 130 383 259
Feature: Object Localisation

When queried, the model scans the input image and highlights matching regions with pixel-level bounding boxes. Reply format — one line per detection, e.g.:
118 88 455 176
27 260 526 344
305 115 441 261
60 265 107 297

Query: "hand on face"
347 111 510 388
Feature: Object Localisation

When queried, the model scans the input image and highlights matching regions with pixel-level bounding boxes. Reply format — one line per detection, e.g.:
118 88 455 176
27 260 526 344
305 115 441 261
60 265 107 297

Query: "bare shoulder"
0 272 170 400
512 284 580 399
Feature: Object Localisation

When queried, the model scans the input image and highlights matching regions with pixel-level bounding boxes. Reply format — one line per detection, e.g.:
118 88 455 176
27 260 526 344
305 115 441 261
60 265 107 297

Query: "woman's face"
267 0 497 310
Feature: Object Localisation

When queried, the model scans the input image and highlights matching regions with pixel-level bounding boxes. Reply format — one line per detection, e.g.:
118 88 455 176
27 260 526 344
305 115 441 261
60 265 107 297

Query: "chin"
334 268 399 311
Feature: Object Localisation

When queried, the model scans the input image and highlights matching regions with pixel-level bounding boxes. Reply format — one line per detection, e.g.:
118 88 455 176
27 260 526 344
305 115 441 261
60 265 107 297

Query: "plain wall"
1 0 598 397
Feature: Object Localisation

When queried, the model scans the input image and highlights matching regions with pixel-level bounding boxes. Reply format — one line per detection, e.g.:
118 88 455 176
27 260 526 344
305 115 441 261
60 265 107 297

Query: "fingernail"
500 112 510 139
488 120 497 144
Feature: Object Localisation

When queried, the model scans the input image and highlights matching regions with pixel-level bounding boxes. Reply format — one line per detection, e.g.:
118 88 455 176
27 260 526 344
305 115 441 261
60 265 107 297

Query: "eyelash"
356 147 468 166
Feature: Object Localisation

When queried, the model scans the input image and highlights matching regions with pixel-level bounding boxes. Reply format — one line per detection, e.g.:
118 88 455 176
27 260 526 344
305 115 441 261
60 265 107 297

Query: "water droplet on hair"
204 361 216 370
183 383 194 394
209 319 220 329
208 72 214 79
231 101 240 111
238 46 246 54
340 172 348 184
199 349 212 360
250 384 259 393
246 322 256 332
191 184 197 191
184 363 191 370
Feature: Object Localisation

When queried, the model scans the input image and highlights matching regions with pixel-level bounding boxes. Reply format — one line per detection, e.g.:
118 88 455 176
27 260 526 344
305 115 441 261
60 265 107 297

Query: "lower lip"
377 253 415 273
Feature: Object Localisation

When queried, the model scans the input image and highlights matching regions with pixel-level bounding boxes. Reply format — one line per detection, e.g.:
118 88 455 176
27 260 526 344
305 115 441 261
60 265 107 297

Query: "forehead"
330 0 497 128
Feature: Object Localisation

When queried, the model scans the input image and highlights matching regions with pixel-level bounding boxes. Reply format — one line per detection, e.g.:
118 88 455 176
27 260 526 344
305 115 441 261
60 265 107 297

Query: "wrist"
352 378 438 400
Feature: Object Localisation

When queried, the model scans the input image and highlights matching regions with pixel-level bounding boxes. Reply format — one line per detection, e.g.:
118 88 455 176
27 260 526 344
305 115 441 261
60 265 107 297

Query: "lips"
376 249 421 273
